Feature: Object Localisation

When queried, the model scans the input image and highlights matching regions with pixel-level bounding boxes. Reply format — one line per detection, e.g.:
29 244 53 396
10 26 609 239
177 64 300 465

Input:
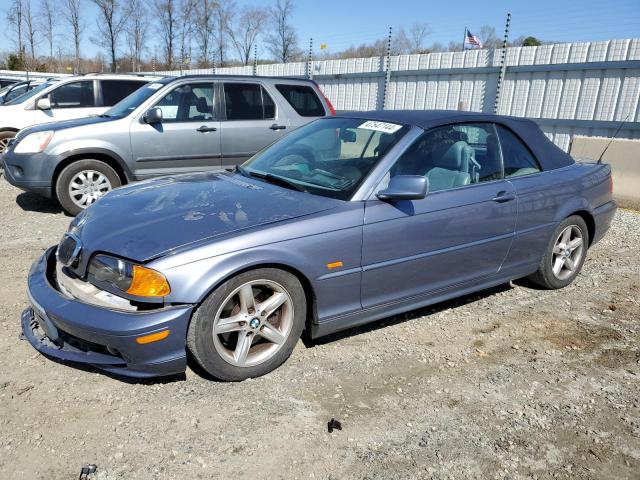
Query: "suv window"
101 80 146 106
496 124 541 177
275 84 324 117
224 83 275 120
154 83 215 122
390 123 502 193
49 80 95 108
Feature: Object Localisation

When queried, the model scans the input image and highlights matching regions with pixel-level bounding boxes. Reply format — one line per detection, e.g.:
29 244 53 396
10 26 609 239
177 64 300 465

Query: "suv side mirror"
143 107 163 124
376 175 428 201
36 97 51 110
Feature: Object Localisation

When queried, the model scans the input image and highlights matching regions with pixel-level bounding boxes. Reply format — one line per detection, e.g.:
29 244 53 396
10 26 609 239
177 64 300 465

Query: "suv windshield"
240 117 408 200
103 81 170 118
4 80 55 106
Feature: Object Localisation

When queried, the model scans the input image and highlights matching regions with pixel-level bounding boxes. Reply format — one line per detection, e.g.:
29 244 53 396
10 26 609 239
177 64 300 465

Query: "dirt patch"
595 348 640 368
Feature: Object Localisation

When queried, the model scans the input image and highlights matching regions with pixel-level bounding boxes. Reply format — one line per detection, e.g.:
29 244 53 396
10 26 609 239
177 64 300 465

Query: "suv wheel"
187 268 307 381
0 131 16 155
56 159 121 215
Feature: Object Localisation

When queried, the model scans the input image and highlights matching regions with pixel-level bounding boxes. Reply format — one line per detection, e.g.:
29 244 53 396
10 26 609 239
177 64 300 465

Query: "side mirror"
36 97 51 110
376 175 428 201
143 107 163 124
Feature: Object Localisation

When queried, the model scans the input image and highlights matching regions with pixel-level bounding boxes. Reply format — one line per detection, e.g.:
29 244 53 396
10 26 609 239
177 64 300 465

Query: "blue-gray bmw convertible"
22 110 616 381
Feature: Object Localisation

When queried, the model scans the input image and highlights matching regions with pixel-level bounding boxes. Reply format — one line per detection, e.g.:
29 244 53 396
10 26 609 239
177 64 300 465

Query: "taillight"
312 81 336 116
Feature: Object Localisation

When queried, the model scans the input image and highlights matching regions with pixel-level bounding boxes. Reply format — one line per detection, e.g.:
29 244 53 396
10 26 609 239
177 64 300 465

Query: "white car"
0 74 153 155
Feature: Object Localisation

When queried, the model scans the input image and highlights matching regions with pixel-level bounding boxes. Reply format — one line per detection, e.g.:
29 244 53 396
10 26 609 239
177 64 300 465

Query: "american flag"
465 29 483 48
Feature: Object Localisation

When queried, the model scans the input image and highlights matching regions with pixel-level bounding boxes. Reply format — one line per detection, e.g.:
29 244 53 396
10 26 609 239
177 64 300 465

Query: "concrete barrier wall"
570 136 640 209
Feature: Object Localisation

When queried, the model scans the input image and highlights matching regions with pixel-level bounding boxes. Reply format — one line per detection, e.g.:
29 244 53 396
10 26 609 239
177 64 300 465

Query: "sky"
0 0 638 60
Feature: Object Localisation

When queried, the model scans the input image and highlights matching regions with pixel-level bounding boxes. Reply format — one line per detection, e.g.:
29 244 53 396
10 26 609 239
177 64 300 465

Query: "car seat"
426 141 472 191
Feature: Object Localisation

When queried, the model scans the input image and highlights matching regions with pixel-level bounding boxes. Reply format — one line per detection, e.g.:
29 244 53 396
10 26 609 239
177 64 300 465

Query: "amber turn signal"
126 265 171 297
326 261 344 269
136 330 170 345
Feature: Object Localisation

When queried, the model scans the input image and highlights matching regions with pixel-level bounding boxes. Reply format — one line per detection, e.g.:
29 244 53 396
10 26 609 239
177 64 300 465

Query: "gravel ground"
0 180 638 480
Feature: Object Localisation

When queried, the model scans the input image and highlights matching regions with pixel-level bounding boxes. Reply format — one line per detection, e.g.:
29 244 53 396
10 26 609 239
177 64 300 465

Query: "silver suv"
3 75 334 215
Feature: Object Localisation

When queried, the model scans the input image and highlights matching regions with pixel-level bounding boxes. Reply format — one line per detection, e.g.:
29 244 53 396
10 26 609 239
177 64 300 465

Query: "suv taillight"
312 81 336 116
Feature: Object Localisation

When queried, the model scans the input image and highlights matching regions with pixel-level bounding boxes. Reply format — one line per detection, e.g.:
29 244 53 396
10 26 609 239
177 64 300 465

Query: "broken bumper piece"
22 248 195 378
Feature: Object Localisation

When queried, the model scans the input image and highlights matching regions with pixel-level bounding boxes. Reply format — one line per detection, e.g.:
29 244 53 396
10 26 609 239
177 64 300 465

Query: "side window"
6 84 27 101
275 84 324 117
154 83 215 122
101 80 146 106
496 125 541 177
49 81 95 108
224 83 275 120
389 123 502 193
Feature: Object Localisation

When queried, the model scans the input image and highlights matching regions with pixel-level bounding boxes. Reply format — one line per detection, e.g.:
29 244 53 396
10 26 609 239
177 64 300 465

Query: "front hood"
17 115 117 140
72 171 339 262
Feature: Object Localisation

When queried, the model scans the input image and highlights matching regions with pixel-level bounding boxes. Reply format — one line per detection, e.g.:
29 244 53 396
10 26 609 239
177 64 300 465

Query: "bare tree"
40 0 56 58
62 0 83 73
408 23 431 53
479 25 501 49
155 0 178 69
178 0 197 68
228 6 267 65
195 0 216 66
24 0 38 60
212 0 234 67
92 0 129 72
125 0 148 72
264 0 299 63
7 0 25 60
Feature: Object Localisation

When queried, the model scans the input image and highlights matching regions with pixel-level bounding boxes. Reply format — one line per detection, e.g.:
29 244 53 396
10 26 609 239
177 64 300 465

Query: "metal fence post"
382 26 392 110
493 12 511 114
253 44 258 76
306 38 314 79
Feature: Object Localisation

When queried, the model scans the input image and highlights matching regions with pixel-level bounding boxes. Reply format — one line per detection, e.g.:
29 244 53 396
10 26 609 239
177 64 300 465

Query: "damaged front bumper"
22 248 195 378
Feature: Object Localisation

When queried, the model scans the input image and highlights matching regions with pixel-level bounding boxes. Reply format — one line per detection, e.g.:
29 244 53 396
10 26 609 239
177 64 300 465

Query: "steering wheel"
272 145 317 173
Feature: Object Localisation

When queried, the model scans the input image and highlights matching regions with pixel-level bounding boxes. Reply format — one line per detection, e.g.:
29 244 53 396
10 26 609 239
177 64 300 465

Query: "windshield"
103 81 169 118
240 117 408 200
4 81 54 106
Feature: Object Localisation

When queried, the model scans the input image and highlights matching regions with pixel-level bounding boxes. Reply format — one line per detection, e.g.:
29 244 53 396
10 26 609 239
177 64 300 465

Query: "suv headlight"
14 130 54 154
87 254 171 297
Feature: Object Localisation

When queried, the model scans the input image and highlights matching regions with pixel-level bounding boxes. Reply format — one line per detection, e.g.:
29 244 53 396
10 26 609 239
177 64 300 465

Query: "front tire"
187 268 307 381
55 159 121 216
0 131 16 156
528 215 589 289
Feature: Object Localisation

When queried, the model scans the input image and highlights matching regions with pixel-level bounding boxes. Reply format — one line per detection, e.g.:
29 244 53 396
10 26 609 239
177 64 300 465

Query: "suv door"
129 81 221 178
361 122 517 309
220 82 289 167
32 79 103 125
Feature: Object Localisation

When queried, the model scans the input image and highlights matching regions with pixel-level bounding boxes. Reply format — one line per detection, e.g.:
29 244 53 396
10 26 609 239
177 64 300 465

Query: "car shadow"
303 282 514 347
38 353 187 385
16 192 66 215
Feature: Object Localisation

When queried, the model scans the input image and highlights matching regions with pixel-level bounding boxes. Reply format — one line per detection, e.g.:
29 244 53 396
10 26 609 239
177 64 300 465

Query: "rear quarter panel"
503 162 613 272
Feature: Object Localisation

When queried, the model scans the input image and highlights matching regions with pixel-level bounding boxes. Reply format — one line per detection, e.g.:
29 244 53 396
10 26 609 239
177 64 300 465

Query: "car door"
219 82 289 168
32 79 103 125
129 81 222 178
361 122 517 309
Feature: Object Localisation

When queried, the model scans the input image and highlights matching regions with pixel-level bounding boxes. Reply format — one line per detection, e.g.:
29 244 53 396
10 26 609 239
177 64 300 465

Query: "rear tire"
55 159 121 216
187 268 307 381
528 215 589 289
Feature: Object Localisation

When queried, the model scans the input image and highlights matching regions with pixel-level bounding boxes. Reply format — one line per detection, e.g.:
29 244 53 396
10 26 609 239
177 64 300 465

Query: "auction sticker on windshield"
358 120 402 134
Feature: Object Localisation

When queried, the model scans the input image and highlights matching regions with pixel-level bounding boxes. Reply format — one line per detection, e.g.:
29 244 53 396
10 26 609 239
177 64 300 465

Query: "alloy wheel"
551 225 584 280
68 170 113 209
0 137 10 155
212 280 294 367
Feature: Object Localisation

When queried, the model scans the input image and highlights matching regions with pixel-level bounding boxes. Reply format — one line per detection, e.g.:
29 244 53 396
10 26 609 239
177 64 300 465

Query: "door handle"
196 125 217 132
269 124 287 130
492 191 516 203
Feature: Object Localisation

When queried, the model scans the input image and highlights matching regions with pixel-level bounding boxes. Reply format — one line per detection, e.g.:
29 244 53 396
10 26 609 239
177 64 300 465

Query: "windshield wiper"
239 168 307 192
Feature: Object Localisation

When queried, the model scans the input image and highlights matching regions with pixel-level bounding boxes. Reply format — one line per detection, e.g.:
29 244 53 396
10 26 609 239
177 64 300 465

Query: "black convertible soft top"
337 110 574 171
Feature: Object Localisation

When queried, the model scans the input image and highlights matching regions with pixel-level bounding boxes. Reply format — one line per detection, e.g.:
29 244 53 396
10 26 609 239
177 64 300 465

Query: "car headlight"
87 254 171 297
14 130 54 154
